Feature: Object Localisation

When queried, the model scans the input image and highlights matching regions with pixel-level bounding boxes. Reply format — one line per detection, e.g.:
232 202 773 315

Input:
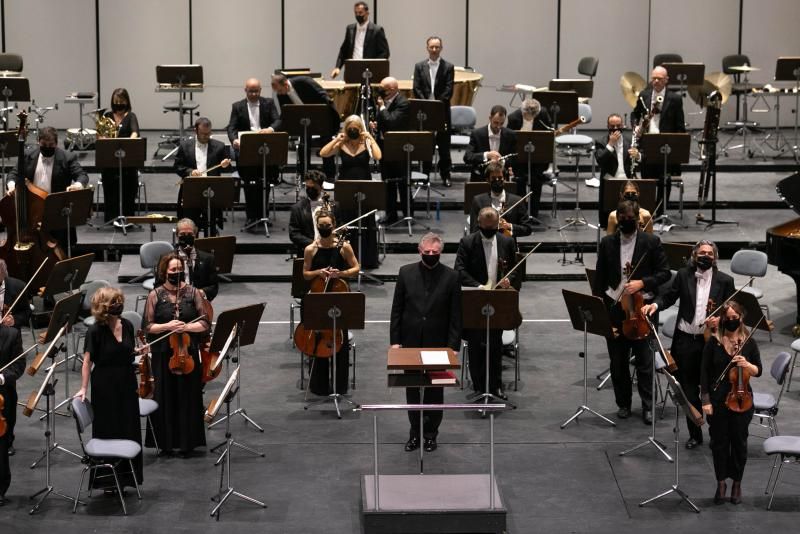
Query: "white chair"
80 280 111 328
138 398 159 455
71 398 142 515
553 103 596 218
752 352 792 437
763 435 800 510
133 241 174 312
121 310 142 332
786 338 800 392
450 106 476 150
730 249 771 341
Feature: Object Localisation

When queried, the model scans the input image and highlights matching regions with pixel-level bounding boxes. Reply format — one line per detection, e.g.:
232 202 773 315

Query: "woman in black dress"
100 87 141 222
75 287 143 490
320 115 381 268
700 300 762 505
302 210 360 396
142 253 210 456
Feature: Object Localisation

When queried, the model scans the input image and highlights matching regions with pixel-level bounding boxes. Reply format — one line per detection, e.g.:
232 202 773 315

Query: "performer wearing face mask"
390 233 461 453
99 87 140 223
163 218 219 301
289 170 343 256
605 180 652 235
469 161 535 243
642 240 734 449
141 253 210 457
75 288 145 491
302 210 360 396
592 200 670 424
330 1 390 79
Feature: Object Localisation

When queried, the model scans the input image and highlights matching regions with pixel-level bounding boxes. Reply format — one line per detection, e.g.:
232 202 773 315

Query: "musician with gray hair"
642 239 734 449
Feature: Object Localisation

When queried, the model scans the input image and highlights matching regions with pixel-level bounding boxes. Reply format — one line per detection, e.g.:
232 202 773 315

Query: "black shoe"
493 388 508 401
714 481 727 505
617 407 631 419
423 438 438 452
7 446 14 456
731 481 742 505
0 495 8 506
404 436 420 452
642 409 653 425
685 438 702 450
442 176 452 188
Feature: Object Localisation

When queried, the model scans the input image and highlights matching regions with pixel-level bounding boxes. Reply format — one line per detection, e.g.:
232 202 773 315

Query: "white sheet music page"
420 350 450 365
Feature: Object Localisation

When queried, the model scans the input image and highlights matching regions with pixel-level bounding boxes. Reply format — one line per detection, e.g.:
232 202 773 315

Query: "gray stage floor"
3 259 800 533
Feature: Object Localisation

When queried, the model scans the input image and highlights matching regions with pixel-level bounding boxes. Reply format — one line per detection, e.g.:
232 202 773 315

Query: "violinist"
142 253 210 457
75 288 144 492
592 199 670 424
0 315 23 506
700 300 761 505
302 210 359 396
642 240 734 449
289 171 340 256
469 161 535 243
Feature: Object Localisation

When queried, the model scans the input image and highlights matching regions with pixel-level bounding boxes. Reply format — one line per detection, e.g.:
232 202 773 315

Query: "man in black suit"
174 117 232 236
271 74 340 179
469 161 535 241
168 218 219 301
289 171 341 256
593 200 671 424
0 259 29 459
373 76 410 223
391 232 461 453
595 113 639 227
455 207 518 400
330 1 390 79
464 105 517 182
0 322 24 505
643 240 735 448
506 99 553 217
413 36 455 187
226 78 280 226
631 66 685 209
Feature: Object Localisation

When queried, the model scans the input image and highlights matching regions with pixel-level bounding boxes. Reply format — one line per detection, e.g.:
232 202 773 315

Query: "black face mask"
695 255 713 271
618 218 637 235
166 271 184 286
723 318 741 332
40 146 56 158
608 127 622 134
490 181 504 194
111 103 126 112
178 234 194 248
108 303 123 316
306 187 320 200
421 253 440 268
355 14 367 24
622 192 638 202
318 226 333 238
480 227 497 240
346 128 360 140
376 87 387 98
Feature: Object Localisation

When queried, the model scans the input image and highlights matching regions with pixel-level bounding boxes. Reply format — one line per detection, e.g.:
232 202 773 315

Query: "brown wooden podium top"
387 347 460 371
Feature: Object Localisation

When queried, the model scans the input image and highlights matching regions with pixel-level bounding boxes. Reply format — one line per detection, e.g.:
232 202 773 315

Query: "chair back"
140 241 174 270
450 106 477 131
80 280 110 314
578 103 592 124
653 53 683 68
730 249 768 278
772 352 792 384
577 56 598 78
71 397 94 436
121 310 143 331
661 312 677 340
0 53 23 72
722 54 752 75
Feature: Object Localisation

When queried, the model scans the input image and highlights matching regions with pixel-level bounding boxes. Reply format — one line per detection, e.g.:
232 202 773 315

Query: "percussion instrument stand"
242 142 273 237
558 146 596 231
759 90 792 155
28 100 58 142
721 70 761 159
29 377 84 514
161 75 189 161
210 386 266 520
639 388 700 512
64 94 96 151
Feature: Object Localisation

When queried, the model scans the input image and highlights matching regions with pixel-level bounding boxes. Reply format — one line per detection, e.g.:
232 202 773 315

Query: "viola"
703 298 717 342
137 330 155 399
620 261 650 340
0 393 6 438
167 286 196 376
725 339 753 413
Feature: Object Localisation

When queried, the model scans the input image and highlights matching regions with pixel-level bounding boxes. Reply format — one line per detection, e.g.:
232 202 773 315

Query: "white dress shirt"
428 59 440 99
194 141 208 173
310 200 323 241
482 234 498 288
247 100 261 131
521 117 534 131
353 21 368 60
648 89 665 134
489 190 506 211
487 125 501 155
607 232 637 300
678 269 713 335
33 152 55 193
603 136 627 179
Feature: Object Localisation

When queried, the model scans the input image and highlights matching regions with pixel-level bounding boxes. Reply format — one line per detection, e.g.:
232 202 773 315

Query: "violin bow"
333 209 378 234
613 250 649 306
498 191 534 218
704 276 756 321
0 257 49 324
492 242 541 289
711 315 764 391
145 314 208 346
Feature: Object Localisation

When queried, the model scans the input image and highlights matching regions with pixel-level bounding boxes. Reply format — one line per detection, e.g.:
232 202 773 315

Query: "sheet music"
420 350 450 366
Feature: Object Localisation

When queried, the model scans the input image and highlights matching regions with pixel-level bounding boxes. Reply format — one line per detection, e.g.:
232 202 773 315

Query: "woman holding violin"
700 300 761 505
142 253 209 456
75 287 143 491
301 210 359 396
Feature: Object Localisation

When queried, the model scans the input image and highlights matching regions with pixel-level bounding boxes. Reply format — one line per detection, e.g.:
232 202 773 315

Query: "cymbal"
729 65 760 72
620 72 646 107
688 72 732 106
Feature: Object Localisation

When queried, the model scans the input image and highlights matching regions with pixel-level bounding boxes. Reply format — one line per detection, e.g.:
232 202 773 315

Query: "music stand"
662 242 693 271
95 137 146 235
40 189 93 258
343 59 390 84
663 62 705 97
0 130 18 191
155 64 203 160
548 79 594 99
515 131 554 224
195 235 236 281
182 177 235 237
560 290 616 428
303 291 365 418
408 99 447 197
335 180 385 288
383 131 435 236
205 303 267 432
638 133 691 232
697 96 737 230
639 371 701 513
0 77 30 129
239 132 289 237
600 178 657 230
463 182 516 214
531 90 578 179
280 104 333 198
775 57 800 161
462 289 521 410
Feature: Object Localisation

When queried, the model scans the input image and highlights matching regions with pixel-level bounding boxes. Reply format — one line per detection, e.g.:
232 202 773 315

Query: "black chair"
722 54 753 93
577 57 599 80
652 53 683 68
0 53 23 73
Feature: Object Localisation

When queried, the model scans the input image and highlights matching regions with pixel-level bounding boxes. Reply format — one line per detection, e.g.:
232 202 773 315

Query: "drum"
453 70 483 106
319 80 360 120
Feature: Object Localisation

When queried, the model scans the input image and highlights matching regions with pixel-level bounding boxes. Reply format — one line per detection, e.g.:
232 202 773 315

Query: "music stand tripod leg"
242 147 272 237
386 149 430 236
471 306 516 413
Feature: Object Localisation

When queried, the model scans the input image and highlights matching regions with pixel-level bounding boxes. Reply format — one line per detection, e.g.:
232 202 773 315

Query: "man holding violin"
642 240 734 449
469 161 536 242
593 200 670 424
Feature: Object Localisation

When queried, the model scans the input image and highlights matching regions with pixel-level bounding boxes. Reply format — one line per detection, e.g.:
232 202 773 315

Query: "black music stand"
600 178 657 230
560 289 616 428
335 180 385 288
40 189 93 258
303 291 365 418
344 59 389 121
462 182 516 214
408 99 447 197
530 90 578 177
95 137 146 235
206 302 266 433
182 177 236 237
155 64 203 160
41 253 94 300
280 104 333 197
383 131 435 236
195 235 236 282
239 132 289 237
462 289 521 410
775 57 800 161
662 242 694 271
515 131 554 224
639 133 691 232
663 63 705 97
0 77 30 129
0 130 18 191
548 79 594 99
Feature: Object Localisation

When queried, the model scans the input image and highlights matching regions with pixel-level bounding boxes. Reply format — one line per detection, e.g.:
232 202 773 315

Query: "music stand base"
212 439 265 466
29 486 80 515
470 393 516 412
358 270 384 287
30 443 81 469
560 405 616 428
241 217 271 238
696 215 739 231
92 215 136 236
304 392 359 419
207 407 265 432
652 213 685 234
386 215 430 237
619 436 673 462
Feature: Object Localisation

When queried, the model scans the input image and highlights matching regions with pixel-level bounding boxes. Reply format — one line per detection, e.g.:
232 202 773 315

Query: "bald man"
373 76 410 223
226 78 280 226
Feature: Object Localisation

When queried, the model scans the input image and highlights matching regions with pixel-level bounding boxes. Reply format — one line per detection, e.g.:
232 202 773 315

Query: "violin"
725 338 753 413
137 330 155 399
703 298 717 342
167 287 195 376
0 393 6 438
620 260 650 340
199 293 222 383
